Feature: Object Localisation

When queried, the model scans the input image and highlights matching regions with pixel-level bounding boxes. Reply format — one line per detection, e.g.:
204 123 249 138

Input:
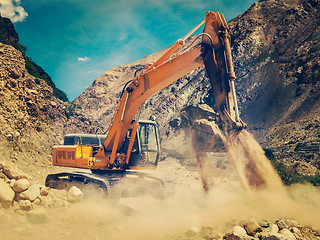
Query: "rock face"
73 0 320 173
72 45 208 134
227 0 320 171
0 41 100 177
0 15 105 178
0 15 68 102
0 16 19 43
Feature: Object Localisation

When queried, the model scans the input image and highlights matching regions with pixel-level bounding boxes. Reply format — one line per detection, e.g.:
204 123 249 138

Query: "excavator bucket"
191 119 226 152
180 105 227 153
201 12 246 143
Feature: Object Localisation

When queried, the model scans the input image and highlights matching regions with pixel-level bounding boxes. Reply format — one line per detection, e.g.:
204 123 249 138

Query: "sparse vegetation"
53 88 68 102
25 57 40 78
264 148 320 186
11 42 27 56
67 103 82 118
0 40 69 102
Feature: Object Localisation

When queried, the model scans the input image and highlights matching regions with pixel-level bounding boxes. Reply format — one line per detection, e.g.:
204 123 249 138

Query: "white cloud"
0 0 28 22
118 32 127 41
78 56 89 62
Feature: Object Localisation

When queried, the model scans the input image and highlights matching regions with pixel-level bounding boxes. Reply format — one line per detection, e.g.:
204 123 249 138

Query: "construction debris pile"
0 161 83 212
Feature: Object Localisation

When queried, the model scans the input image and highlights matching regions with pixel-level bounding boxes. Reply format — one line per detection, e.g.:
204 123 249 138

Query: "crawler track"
45 170 174 199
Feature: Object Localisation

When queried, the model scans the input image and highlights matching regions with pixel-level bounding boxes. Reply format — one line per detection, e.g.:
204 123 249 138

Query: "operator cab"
60 120 160 170
123 120 160 168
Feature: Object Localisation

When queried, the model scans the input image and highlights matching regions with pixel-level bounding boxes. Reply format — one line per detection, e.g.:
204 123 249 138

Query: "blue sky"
1 0 256 100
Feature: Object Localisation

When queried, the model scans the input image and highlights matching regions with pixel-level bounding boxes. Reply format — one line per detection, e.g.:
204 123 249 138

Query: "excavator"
45 11 246 197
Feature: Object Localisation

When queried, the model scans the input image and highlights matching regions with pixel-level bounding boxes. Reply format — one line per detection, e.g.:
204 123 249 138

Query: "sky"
0 0 256 101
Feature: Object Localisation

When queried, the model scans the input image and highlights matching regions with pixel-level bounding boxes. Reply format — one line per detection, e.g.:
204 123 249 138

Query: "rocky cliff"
0 37 98 181
73 0 320 173
0 15 68 102
0 16 19 43
72 42 209 135
228 0 320 172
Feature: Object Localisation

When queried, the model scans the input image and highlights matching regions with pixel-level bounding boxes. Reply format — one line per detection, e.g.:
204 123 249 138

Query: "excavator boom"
47 11 246 197
51 11 245 173
99 12 245 165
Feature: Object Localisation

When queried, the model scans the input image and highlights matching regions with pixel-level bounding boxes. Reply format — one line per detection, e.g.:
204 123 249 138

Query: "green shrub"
53 88 68 102
2 40 27 57
1 40 69 102
25 57 41 78
67 103 82 118
264 148 320 186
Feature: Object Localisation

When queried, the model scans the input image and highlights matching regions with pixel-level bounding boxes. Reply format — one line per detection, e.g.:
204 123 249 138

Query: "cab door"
128 121 160 168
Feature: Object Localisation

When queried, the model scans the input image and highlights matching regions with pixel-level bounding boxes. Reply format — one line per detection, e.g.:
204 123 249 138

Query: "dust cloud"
228 130 284 192
1 131 320 240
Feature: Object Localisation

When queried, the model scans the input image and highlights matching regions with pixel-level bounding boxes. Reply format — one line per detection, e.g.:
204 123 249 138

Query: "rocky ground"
171 219 320 240
1 158 320 240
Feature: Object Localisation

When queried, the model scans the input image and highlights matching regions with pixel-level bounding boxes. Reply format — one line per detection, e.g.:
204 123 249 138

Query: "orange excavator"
45 12 245 197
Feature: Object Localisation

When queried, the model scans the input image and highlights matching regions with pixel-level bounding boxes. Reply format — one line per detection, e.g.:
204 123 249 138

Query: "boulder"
233 226 248 236
1 161 31 180
279 229 296 240
33 198 41 205
284 220 300 228
67 186 84 203
290 227 302 239
40 186 50 196
244 221 262 236
17 184 40 202
260 233 286 240
26 208 48 224
263 224 279 234
276 219 289 230
258 221 270 228
0 179 15 208
225 226 254 240
12 178 31 193
18 200 33 211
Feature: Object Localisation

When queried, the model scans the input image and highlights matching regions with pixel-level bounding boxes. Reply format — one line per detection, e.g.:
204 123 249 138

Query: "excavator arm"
47 11 246 196
51 11 245 172
100 11 245 163
202 12 246 141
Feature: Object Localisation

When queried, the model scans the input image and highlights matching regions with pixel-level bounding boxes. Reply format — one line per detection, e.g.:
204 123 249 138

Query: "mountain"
0 16 19 43
228 0 320 173
0 15 68 102
73 0 320 173
0 17 99 180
